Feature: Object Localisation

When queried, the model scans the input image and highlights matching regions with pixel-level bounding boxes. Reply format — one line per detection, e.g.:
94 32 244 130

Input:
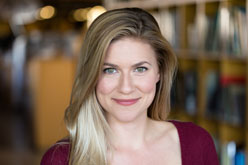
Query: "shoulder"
40 139 70 165
149 120 180 144
169 120 213 143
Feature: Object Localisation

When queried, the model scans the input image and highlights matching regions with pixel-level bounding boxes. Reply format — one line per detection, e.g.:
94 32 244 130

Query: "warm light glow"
73 8 90 22
87 6 106 27
39 5 55 20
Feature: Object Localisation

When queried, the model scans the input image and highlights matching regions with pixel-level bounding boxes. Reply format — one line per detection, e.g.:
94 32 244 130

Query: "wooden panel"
221 59 246 77
197 117 218 136
29 57 76 150
169 109 196 123
178 58 197 71
219 122 245 144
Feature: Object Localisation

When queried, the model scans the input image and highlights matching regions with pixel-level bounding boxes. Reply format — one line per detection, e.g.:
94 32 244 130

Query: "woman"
41 8 219 165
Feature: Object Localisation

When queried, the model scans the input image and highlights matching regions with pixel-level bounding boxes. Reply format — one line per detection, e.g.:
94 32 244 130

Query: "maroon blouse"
41 120 219 165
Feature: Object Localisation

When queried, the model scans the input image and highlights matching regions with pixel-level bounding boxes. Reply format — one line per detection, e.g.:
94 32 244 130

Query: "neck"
108 116 153 150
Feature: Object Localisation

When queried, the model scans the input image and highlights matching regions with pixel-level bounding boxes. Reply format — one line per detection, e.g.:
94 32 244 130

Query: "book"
219 76 246 126
234 6 248 56
205 70 221 118
202 5 247 56
221 141 246 165
172 70 197 115
184 70 197 115
153 8 180 49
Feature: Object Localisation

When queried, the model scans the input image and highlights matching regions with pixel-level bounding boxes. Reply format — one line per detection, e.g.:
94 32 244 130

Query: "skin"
96 37 181 165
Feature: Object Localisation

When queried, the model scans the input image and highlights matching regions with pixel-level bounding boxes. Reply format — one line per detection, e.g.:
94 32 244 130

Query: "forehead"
104 37 157 64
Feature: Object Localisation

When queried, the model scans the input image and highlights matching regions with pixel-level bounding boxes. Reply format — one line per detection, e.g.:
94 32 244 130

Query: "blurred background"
0 0 247 164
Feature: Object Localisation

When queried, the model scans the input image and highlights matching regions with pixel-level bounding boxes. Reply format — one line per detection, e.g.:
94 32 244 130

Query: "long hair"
64 7 177 164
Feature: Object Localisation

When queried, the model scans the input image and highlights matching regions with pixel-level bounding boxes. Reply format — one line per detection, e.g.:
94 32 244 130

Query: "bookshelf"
104 0 247 164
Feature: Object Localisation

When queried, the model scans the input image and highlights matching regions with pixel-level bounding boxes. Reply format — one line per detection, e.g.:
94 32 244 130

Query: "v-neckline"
168 120 184 165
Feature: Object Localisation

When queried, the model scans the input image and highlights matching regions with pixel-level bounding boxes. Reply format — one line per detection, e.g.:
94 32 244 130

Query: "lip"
112 98 140 106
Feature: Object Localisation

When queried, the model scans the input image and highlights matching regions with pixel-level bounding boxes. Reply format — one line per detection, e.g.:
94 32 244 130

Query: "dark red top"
41 120 219 165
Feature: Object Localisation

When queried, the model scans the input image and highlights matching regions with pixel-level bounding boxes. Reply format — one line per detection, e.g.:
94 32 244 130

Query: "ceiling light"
73 8 90 22
87 6 106 27
39 5 56 20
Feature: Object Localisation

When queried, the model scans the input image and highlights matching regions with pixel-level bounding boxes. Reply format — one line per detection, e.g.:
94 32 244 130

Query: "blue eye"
134 67 148 73
103 68 117 74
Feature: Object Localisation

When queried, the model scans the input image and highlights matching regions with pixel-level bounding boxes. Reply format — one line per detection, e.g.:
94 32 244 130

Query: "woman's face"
96 37 160 123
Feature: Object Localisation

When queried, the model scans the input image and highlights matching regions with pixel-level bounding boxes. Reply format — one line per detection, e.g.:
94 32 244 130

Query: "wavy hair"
64 7 177 164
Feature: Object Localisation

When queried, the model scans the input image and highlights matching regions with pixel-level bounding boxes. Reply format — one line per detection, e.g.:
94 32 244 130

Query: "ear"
156 72 160 83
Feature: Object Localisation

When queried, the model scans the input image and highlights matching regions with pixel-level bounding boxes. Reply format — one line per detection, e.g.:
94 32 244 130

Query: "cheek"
137 75 158 93
96 77 117 94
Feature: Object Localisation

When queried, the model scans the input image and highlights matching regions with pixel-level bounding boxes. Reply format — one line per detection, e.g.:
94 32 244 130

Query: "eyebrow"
103 61 152 68
103 63 118 68
132 61 152 67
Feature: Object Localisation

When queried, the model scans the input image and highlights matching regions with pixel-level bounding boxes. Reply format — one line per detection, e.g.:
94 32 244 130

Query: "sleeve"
186 122 219 165
172 121 220 165
201 130 219 165
40 142 70 165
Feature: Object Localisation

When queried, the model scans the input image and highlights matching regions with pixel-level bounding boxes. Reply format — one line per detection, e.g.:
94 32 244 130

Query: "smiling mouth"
112 98 140 106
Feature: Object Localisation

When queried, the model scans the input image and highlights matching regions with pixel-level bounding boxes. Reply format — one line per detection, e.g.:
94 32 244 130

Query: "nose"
118 72 135 94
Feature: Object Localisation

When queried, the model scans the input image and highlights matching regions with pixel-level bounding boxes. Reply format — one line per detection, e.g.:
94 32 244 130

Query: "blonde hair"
64 8 177 164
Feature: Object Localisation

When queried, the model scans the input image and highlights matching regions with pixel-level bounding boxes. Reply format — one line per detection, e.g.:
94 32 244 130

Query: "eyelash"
103 68 117 74
134 67 148 73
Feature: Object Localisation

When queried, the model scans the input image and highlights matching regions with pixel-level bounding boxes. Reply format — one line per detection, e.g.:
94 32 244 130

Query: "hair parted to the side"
64 7 177 164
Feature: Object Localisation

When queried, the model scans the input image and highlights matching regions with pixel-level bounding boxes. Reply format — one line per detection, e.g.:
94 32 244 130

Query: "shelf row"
172 55 246 125
105 0 248 58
